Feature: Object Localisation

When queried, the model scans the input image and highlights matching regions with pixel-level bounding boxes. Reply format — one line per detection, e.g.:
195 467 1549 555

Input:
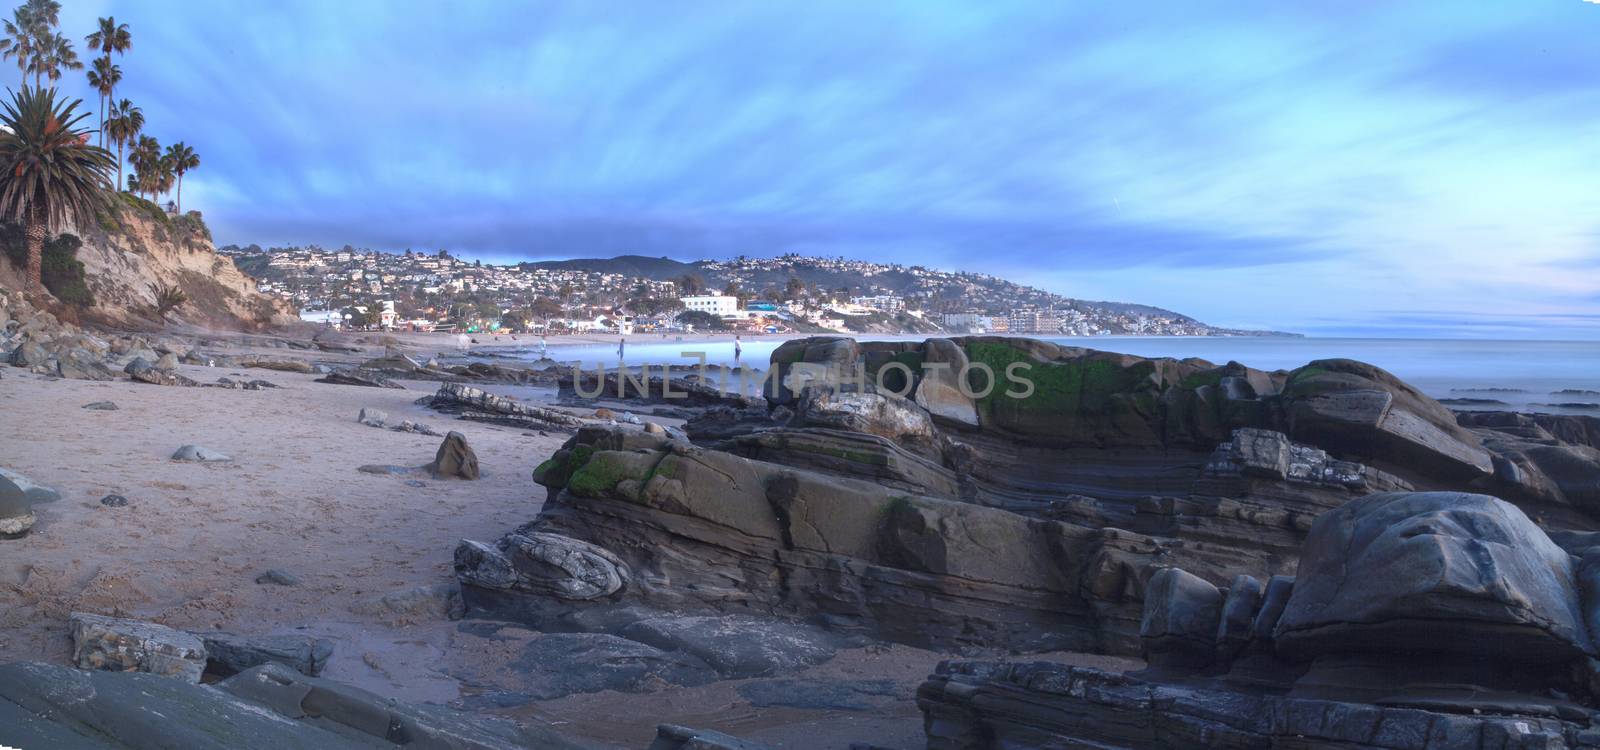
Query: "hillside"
0 195 296 331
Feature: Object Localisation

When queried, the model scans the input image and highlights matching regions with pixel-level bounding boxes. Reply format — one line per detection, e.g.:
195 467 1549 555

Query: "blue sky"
48 1 1600 337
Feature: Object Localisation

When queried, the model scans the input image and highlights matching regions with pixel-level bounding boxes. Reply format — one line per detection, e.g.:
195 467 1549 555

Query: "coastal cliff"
0 194 296 331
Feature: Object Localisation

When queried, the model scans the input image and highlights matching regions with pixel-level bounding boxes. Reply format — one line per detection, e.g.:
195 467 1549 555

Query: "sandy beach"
0 344 1136 748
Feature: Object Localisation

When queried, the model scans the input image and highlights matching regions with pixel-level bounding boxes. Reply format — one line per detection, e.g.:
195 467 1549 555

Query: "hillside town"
218 244 1272 336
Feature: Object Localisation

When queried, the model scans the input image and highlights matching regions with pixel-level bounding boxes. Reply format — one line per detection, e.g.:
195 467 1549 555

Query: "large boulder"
1276 492 1590 664
56 347 115 381
1279 360 1493 481
1139 567 1223 668
767 336 859 406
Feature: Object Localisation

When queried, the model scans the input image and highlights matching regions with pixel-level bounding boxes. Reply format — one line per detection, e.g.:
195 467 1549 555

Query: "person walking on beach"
539 335 548 359
734 334 742 361
618 336 626 361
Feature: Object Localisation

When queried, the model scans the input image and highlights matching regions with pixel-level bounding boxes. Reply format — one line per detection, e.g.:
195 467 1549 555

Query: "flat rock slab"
171 445 231 462
507 632 718 699
200 632 333 677
0 661 597 750
618 615 839 679
70 612 207 682
351 583 464 624
737 678 903 711
82 400 120 410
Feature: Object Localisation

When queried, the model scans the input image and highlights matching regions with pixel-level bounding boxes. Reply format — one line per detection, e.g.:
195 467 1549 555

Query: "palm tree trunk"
116 141 123 191
176 175 183 213
24 204 45 293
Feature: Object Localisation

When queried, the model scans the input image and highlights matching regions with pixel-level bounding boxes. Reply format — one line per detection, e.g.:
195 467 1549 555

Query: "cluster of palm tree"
0 3 203 294
0 0 78 90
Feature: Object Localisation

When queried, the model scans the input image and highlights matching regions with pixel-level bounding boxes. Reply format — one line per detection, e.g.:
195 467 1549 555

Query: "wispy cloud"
47 0 1600 337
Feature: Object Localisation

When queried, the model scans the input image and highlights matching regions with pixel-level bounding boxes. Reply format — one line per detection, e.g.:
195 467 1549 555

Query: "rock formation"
918 491 1600 748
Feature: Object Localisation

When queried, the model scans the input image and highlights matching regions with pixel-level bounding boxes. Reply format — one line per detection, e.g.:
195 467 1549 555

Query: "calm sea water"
487 335 1600 415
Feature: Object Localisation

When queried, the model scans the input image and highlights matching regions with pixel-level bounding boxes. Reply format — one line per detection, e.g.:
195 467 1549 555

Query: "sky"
43 1 1600 338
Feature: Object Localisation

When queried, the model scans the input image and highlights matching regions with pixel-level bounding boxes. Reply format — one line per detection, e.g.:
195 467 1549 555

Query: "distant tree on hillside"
84 16 129 146
103 98 141 189
164 141 197 211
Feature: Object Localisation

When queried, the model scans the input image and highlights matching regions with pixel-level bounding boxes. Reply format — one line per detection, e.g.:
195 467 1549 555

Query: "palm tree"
103 98 141 189
0 86 115 293
0 8 36 89
85 57 118 146
84 16 128 143
37 31 79 88
130 134 160 198
20 0 59 89
164 142 197 212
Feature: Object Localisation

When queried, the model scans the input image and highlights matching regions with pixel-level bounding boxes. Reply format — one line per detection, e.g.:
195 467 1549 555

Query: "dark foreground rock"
0 660 597 749
919 659 1600 750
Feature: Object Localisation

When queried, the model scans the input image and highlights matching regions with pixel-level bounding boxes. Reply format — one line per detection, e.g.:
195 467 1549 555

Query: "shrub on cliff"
0 223 95 306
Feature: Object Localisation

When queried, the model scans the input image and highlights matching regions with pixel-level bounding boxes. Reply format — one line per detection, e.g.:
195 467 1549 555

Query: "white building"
680 295 740 317
850 295 904 313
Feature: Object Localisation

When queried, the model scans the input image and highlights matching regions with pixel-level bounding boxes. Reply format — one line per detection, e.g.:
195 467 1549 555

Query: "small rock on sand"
82 401 120 410
100 494 129 507
255 569 301 586
171 445 231 462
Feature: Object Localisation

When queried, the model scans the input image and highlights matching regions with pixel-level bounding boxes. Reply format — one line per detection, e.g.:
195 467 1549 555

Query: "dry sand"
0 353 1141 748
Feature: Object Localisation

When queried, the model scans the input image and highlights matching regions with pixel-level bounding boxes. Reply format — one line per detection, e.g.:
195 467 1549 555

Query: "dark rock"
127 357 196 386
57 348 115 381
431 382 585 429
216 662 597 749
1276 491 1591 665
618 615 838 679
916 660 1589 750
313 368 403 388
100 494 129 507
507 632 718 699
255 569 300 586
1139 567 1223 669
649 724 774 750
200 632 333 677
82 400 119 410
429 431 480 480
455 532 629 600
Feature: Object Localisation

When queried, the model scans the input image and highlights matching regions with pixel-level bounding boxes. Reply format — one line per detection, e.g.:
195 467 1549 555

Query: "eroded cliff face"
2 195 295 330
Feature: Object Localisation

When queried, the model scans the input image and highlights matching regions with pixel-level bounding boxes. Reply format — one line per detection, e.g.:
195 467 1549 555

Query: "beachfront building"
680 294 739 317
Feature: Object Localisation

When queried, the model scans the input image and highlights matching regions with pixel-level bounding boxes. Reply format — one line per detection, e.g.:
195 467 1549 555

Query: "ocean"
490 335 1600 416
